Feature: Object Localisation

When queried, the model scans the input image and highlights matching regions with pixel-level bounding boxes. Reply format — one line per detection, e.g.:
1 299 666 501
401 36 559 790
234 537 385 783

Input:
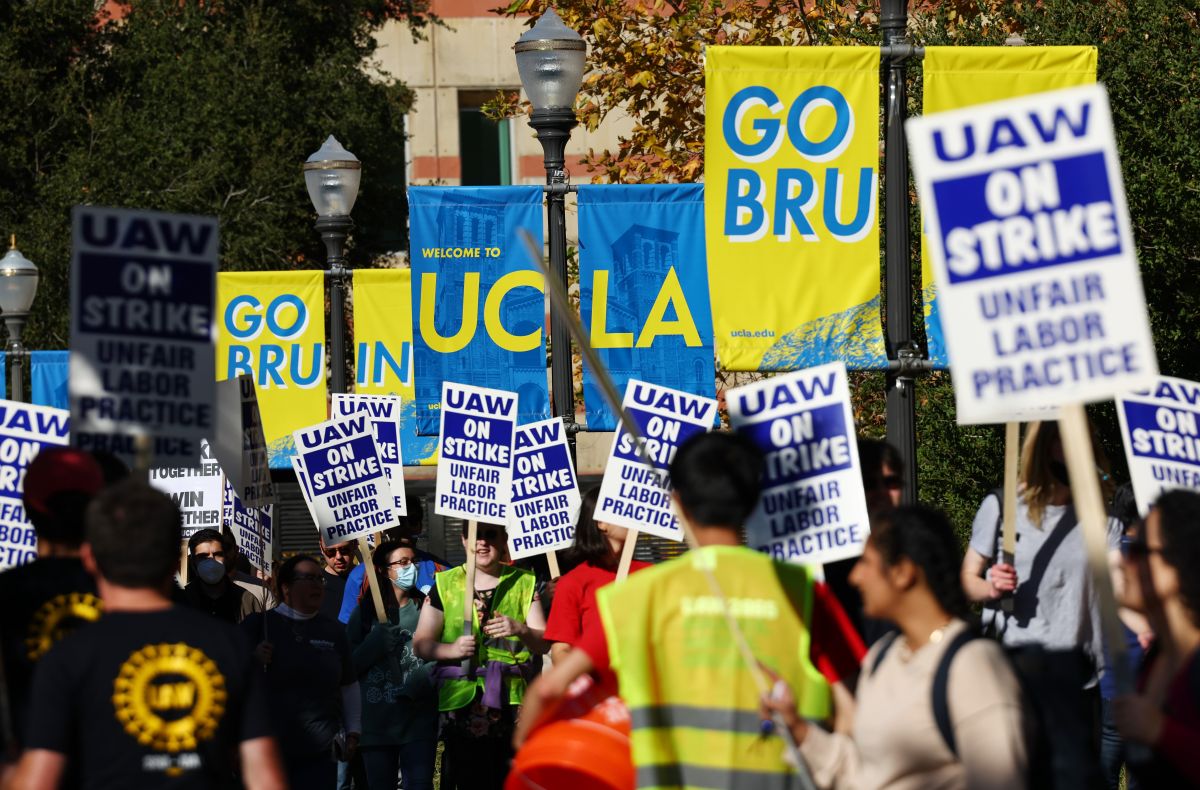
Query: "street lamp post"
0 236 40 403
880 0 919 505
304 136 362 396
515 9 586 444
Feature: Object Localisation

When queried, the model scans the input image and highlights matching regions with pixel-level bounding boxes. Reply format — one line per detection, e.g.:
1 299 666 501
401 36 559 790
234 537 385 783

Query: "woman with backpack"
346 539 439 789
1114 490 1200 787
960 420 1121 670
761 505 1028 789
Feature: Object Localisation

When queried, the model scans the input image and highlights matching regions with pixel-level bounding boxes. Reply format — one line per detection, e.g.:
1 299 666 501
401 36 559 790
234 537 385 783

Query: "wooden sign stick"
615 531 639 581
1001 422 1020 613
357 536 388 623
462 520 478 673
546 550 561 579
179 543 190 586
1058 405 1132 693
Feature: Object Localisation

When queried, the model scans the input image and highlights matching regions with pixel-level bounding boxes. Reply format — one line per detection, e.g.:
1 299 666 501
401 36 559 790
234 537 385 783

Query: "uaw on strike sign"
907 85 1157 424
69 206 217 465
728 363 869 565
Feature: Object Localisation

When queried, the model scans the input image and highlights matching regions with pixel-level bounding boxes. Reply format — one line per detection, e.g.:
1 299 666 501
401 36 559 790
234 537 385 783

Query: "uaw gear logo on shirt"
112 643 226 762
25 592 103 661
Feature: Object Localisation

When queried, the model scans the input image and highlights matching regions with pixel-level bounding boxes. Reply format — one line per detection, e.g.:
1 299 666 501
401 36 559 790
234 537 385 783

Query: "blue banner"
577 184 717 430
31 351 69 410
408 186 549 435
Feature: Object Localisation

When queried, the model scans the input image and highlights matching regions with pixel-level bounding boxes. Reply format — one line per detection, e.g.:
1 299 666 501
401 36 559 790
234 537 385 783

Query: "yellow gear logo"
25 592 103 661
111 643 226 753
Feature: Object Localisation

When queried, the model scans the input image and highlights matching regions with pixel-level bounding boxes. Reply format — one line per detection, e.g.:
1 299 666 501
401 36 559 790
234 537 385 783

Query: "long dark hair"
870 506 972 621
560 487 613 572
1156 490 1200 625
365 539 423 620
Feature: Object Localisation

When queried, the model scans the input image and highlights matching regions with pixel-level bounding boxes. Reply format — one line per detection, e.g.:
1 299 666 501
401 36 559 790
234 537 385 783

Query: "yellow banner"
353 268 437 465
705 46 885 371
921 46 1098 366
216 271 326 467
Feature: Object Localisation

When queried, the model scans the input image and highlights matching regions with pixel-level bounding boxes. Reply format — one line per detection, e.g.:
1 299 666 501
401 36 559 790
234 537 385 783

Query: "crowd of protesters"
2 421 1200 789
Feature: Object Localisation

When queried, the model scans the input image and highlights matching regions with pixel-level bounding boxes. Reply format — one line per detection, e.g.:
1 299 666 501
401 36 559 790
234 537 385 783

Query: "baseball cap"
23 447 106 517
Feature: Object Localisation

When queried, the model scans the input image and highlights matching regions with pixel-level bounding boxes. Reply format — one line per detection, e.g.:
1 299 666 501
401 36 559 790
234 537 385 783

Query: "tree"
491 0 1200 531
1 0 434 350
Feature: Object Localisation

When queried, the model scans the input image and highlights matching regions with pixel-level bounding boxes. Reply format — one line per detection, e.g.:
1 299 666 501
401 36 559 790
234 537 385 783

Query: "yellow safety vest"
434 564 536 712
596 545 832 790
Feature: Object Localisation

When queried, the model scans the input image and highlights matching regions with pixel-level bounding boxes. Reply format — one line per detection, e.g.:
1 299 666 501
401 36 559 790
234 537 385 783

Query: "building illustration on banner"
583 223 713 429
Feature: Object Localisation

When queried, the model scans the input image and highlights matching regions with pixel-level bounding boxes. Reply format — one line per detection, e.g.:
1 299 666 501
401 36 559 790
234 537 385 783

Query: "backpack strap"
871 631 899 676
931 629 979 757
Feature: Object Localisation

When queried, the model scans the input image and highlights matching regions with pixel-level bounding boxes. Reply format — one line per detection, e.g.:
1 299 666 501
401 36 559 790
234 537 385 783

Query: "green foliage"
0 0 431 350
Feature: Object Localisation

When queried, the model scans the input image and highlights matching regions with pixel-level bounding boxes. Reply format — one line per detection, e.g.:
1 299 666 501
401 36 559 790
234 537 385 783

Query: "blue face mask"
391 564 417 590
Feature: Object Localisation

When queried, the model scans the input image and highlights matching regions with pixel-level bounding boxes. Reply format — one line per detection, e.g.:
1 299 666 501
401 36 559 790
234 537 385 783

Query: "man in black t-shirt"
0 448 105 764
318 537 355 621
12 480 284 790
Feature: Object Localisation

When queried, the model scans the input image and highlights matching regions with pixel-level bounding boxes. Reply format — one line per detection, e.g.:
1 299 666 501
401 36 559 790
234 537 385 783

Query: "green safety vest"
597 545 832 790
434 564 536 712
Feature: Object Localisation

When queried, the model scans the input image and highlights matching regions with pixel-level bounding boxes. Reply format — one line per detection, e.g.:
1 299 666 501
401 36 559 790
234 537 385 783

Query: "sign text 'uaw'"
906 84 1157 424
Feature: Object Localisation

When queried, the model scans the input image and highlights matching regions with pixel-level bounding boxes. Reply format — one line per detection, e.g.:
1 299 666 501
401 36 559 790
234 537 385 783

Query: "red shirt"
577 579 866 686
545 560 652 647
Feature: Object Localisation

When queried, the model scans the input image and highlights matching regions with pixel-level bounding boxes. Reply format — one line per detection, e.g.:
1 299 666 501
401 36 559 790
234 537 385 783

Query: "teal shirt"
346 600 439 747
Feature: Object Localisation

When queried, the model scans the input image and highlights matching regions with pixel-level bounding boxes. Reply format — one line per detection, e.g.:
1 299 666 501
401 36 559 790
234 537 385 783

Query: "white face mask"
196 557 226 585
391 564 418 590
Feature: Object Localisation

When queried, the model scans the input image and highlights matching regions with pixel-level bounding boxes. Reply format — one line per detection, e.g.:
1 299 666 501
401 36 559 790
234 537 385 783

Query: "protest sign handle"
462 520 478 673
1001 422 1020 614
1059 405 1130 690
357 537 388 623
547 550 560 580
615 531 638 581
179 543 189 586
134 433 153 479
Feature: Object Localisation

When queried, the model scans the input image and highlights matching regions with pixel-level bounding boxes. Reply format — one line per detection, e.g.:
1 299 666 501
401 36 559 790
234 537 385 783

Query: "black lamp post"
515 9 586 439
304 136 362 396
0 236 39 402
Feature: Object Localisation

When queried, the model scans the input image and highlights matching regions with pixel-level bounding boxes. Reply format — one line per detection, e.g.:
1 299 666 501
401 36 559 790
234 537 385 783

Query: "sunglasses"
322 546 354 558
866 474 904 491
473 528 504 542
1120 536 1163 559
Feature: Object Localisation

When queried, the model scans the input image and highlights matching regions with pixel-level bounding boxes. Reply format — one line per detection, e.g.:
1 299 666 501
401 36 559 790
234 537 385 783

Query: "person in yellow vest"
514 432 866 789
413 522 547 790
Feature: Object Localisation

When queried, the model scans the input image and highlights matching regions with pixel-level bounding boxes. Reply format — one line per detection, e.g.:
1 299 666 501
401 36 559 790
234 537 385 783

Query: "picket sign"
1116 376 1200 514
909 85 1160 694
727 363 870 566
332 393 407 517
0 401 71 571
69 206 218 468
212 374 274 510
148 440 224 540
434 382 518 523
907 85 1157 424
507 418 581 562
292 413 397 545
289 445 385 622
594 380 717 545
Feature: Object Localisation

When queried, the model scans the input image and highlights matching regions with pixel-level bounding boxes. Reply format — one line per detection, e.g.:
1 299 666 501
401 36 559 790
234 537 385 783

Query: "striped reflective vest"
596 545 831 790
434 564 536 712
